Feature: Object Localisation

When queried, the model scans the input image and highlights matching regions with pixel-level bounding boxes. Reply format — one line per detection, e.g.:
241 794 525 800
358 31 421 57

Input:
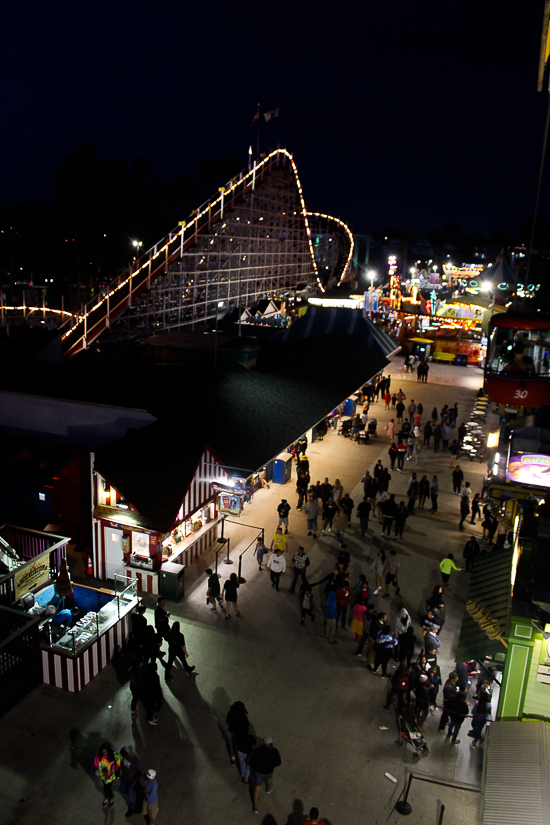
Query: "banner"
506 454 550 487
219 494 243 517
14 557 51 601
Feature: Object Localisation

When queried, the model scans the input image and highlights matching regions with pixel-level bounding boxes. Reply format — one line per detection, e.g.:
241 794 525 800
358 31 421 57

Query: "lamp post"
368 270 376 318
214 300 226 367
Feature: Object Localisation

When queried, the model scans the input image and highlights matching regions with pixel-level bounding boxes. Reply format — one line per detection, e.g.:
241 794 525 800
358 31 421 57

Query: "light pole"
214 300 226 367
368 270 376 318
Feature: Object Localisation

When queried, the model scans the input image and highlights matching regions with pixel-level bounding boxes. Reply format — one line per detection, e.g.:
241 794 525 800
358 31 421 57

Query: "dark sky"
2 0 549 236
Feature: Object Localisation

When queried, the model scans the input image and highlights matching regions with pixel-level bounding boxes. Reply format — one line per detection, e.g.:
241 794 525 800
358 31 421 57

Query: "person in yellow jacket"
440 553 462 588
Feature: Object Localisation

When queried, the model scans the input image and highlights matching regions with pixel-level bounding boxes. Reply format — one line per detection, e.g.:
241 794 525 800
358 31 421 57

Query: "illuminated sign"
506 454 550 487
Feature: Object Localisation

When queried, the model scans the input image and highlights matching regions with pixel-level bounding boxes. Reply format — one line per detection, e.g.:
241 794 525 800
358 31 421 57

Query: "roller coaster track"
56 149 353 358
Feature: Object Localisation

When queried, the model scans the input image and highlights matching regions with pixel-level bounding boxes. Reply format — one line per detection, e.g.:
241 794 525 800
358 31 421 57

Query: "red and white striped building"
92 445 231 592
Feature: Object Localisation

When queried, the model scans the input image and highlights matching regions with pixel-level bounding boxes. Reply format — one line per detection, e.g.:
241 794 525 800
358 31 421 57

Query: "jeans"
120 779 137 812
270 570 282 590
360 517 369 537
322 518 333 531
289 567 306 592
447 720 462 742
431 494 438 512
397 455 405 470
297 490 305 509
237 749 250 779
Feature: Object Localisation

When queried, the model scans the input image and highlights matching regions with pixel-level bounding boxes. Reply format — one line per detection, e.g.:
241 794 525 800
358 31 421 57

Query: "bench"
432 351 456 363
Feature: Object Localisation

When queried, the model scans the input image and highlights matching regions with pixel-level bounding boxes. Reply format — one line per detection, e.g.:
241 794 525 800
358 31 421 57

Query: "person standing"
388 442 398 470
305 496 321 538
372 550 387 595
141 769 159 824
396 400 405 423
250 736 282 814
433 424 442 453
397 625 416 667
470 688 492 747
447 690 469 745
350 599 367 639
396 440 407 472
332 507 348 546
130 604 148 654
438 670 460 734
418 475 430 508
129 659 143 720
332 478 343 505
470 492 482 524
394 502 409 540
430 476 439 512
119 745 142 818
386 418 396 441
440 553 462 587
463 536 480 572
449 439 460 467
276 499 291 534
340 493 355 527
452 465 464 495
223 572 241 617
459 483 472 530
414 673 431 729
93 742 121 809
325 588 338 644
267 548 286 591
441 422 451 451
335 580 350 629
206 568 223 609
423 420 433 447
319 478 333 504
154 597 171 644
165 621 196 677
289 546 310 593
357 496 371 538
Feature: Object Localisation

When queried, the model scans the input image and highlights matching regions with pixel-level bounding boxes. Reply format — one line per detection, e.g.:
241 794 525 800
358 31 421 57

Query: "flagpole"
277 105 280 149
256 102 260 160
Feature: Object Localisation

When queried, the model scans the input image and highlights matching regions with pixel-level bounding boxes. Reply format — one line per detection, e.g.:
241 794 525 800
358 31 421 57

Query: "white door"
104 527 124 582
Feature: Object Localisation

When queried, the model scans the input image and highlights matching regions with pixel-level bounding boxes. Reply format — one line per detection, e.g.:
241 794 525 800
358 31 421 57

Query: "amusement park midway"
0 358 489 825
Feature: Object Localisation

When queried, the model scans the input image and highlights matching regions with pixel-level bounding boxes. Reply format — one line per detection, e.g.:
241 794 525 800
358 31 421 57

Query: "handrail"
58 148 324 357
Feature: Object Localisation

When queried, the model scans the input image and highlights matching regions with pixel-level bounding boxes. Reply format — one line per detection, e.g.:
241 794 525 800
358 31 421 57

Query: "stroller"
395 706 429 760
339 419 353 438
367 418 377 438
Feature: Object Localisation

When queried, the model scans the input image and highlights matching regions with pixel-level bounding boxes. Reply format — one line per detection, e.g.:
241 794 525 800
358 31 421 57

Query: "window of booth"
161 503 215 558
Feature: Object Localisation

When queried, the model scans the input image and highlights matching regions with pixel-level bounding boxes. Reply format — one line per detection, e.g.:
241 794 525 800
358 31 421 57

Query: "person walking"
459 483 472 530
300 586 316 624
423 420 433 447
372 550 387 594
129 659 143 720
235 730 256 783
93 742 121 809
353 603 377 656
371 624 398 678
441 422 451 451
340 493 355 527
470 688 492 747
141 769 159 823
384 549 400 597
350 599 367 639
325 588 338 644
142 662 164 725
357 496 371 538
440 553 462 587
223 572 241 617
396 400 405 423
463 536 480 572
321 496 338 533
396 440 407 471
276 499 291 534
365 611 388 667
270 526 287 555
394 502 409 540
332 507 348 546
119 745 142 818
381 493 398 538
226 700 249 765
386 419 396 441
452 465 464 494
430 475 439 512
335 581 350 629
267 549 286 591
154 597 171 645
407 474 419 515
433 424 442 453
418 475 430 508
296 468 310 511
165 621 196 677
447 690 469 745
250 736 282 814
305 496 321 538
253 539 267 572
388 442 398 470
332 478 343 505
449 439 460 467
206 568 223 609
289 546 310 593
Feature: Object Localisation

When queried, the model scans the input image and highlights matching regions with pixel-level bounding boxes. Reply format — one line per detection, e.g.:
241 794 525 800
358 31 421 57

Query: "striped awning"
483 721 550 825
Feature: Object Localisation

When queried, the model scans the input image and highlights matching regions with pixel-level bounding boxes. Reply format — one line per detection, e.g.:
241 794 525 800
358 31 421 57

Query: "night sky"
2 1 549 236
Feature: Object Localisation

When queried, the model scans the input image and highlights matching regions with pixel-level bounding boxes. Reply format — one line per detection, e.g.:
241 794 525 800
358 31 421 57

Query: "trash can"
160 562 185 602
455 353 468 366
344 398 355 416
273 452 293 484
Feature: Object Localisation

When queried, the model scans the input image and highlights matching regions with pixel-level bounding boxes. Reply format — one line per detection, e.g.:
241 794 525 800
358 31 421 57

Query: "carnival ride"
44 149 353 359
484 311 550 406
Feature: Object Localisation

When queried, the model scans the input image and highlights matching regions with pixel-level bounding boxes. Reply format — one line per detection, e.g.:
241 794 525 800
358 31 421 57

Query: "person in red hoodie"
335 582 350 629
302 808 326 825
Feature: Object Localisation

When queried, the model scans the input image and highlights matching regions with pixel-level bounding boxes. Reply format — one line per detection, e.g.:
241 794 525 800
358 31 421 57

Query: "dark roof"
456 546 514 663
0 435 75 521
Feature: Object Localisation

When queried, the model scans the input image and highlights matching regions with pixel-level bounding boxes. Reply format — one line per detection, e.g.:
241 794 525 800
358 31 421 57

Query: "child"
350 600 367 639
254 539 266 571
300 587 315 624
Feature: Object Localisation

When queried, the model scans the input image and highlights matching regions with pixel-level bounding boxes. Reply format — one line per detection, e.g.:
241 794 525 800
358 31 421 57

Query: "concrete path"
0 358 492 825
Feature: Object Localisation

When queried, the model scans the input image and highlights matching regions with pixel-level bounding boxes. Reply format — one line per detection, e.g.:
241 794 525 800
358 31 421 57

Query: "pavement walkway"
0 357 493 825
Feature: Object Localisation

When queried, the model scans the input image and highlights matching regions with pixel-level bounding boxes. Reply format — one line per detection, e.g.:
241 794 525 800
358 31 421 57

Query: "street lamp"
214 300 226 367
368 270 376 318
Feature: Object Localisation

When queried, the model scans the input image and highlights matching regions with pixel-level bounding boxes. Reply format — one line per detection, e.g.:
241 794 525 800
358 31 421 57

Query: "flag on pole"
538 0 550 91
264 108 279 123
250 111 259 127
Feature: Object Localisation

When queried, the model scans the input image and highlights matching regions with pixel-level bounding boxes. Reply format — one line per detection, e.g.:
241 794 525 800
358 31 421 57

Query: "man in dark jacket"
381 494 398 537
463 537 480 572
340 493 355 527
438 671 460 733
250 736 282 814
154 597 170 643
